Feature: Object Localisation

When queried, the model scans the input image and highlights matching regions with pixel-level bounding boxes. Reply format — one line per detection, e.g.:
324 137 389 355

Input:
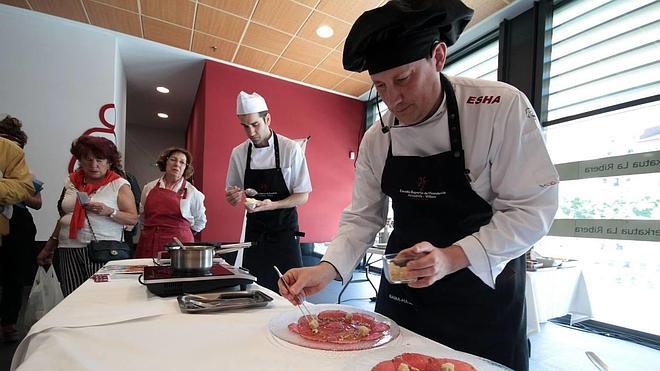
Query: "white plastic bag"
23 266 64 330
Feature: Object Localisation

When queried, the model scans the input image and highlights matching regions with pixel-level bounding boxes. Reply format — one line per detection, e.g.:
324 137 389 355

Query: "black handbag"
85 211 132 263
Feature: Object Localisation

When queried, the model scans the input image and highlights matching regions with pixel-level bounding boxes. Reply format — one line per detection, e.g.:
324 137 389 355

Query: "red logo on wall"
67 103 117 173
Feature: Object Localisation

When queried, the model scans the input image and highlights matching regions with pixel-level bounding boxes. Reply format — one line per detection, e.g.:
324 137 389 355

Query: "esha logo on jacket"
466 95 501 104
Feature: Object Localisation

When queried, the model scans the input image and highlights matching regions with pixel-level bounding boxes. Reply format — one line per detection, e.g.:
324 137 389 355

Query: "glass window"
539 0 660 336
444 40 499 81
545 0 660 122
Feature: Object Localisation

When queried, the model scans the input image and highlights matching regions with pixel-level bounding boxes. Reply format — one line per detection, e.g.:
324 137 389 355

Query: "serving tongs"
273 266 316 324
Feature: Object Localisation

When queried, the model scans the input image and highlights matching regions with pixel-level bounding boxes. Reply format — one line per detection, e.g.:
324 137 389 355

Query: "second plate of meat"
268 304 400 351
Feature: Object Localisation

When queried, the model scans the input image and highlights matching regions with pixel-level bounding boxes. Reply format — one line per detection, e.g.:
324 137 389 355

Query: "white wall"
0 5 120 239
114 44 127 155
124 125 186 193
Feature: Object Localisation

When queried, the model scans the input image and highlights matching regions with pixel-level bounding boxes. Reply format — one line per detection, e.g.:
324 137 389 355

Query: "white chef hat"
236 91 268 115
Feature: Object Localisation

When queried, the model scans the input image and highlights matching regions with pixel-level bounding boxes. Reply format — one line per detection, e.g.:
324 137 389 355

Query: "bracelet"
49 235 58 241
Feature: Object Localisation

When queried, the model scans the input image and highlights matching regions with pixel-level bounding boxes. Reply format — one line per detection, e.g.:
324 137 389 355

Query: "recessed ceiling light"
316 25 334 39
157 113 169 119
156 86 170 94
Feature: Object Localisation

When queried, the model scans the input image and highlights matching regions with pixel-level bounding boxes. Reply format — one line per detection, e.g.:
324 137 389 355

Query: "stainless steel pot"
166 242 252 272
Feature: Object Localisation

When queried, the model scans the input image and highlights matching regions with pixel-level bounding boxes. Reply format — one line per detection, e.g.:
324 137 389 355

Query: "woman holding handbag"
37 136 138 296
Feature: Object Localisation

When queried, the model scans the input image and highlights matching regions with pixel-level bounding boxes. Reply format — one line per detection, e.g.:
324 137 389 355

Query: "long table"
525 266 593 334
12 259 508 371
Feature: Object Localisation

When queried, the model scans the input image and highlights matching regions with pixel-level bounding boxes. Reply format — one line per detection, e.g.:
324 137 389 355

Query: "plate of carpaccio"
268 304 400 351
350 349 512 371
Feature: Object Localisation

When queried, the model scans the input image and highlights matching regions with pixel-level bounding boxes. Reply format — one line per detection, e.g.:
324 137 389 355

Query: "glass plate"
268 304 400 351
348 348 512 371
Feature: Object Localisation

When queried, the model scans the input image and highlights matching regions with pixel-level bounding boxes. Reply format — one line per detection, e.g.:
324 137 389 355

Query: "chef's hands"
246 199 274 213
278 262 338 305
84 201 113 216
225 186 243 206
400 242 470 288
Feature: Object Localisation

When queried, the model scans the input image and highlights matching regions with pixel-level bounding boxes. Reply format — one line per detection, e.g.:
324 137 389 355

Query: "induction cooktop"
140 264 256 297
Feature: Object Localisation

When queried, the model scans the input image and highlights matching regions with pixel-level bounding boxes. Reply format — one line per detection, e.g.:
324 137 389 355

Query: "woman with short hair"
135 147 206 258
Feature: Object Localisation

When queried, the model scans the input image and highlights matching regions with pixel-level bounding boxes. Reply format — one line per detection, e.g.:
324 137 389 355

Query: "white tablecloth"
525 267 593 334
12 259 509 371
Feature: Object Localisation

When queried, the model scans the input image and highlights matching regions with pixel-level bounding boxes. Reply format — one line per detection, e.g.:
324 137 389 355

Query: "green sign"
556 150 660 181
549 219 660 242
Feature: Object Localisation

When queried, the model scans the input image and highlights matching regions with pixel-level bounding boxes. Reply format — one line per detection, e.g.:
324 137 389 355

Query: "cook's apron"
136 180 194 258
243 131 303 292
376 74 528 370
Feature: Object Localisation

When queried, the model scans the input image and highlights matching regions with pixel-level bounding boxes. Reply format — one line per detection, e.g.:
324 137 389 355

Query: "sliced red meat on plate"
371 353 476 371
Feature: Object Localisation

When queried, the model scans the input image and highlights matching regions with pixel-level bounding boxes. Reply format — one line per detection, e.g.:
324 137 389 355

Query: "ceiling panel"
199 0 256 18
282 37 331 67
304 69 345 90
317 51 347 76
140 0 195 28
334 77 372 97
234 46 278 72
142 17 191 50
464 0 510 27
315 0 382 25
350 71 373 84
191 31 236 61
84 0 141 37
29 0 88 23
241 23 292 56
91 0 139 13
252 0 311 35
194 4 246 43
271 58 314 81
293 0 318 7
4 0 510 98
298 11 350 48
0 0 29 9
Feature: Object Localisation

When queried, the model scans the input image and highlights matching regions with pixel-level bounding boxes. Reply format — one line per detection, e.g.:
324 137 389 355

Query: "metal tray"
177 290 273 313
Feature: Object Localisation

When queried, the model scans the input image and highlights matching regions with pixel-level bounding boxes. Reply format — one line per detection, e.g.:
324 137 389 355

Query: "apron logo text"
399 189 446 199
388 294 414 306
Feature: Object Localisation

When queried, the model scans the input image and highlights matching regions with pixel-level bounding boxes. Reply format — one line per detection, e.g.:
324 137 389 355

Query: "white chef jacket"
225 131 312 195
323 76 559 289
140 177 207 232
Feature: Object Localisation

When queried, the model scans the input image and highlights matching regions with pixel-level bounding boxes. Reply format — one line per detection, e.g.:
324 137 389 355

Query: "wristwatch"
109 208 118 219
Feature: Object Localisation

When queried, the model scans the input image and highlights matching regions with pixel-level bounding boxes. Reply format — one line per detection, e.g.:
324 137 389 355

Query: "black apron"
376 74 528 370
243 131 303 292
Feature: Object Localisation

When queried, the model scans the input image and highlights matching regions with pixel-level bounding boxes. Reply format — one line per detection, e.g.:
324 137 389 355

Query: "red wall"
189 60 365 242
187 66 206 190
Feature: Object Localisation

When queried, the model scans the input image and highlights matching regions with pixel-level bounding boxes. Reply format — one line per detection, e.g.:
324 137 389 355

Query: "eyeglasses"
80 157 108 165
167 157 188 166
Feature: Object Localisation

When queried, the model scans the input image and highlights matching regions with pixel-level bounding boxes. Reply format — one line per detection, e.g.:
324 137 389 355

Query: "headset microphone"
380 122 390 134
376 91 390 134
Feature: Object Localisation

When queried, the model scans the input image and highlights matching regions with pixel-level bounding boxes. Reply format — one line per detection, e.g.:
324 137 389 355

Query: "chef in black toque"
279 1 559 370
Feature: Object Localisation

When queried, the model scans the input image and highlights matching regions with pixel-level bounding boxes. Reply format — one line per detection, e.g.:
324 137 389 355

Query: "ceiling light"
157 113 169 119
316 25 334 39
156 86 170 94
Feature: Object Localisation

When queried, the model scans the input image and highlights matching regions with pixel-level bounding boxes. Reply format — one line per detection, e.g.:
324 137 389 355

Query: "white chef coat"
225 131 312 195
323 76 559 289
140 177 207 232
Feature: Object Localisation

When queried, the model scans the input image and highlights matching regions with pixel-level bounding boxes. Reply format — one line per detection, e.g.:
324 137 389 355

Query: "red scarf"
69 169 122 239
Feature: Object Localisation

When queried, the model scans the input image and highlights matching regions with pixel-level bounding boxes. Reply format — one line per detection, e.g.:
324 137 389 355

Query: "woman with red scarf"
37 136 138 296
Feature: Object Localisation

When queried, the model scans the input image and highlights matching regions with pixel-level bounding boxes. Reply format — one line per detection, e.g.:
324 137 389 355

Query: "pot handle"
217 242 253 250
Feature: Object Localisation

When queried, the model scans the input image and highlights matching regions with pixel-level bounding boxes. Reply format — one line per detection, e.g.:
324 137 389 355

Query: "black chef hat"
343 0 474 74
